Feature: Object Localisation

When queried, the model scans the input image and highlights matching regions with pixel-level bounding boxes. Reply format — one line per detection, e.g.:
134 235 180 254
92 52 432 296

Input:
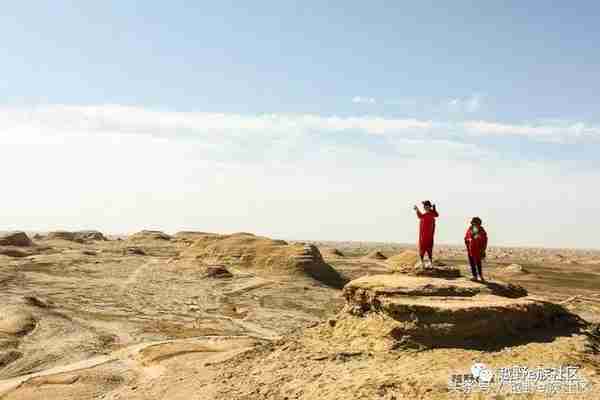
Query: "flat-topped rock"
386 250 461 278
345 274 527 300
334 274 582 348
394 262 462 278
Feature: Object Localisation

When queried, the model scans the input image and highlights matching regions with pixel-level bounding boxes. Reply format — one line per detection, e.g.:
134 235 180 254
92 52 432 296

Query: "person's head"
422 200 432 211
471 217 482 227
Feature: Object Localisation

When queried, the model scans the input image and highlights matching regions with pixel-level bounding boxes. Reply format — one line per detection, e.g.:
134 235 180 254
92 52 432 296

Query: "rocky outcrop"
364 250 387 260
182 233 346 288
500 263 529 274
174 231 216 238
395 261 461 278
386 249 460 278
0 232 38 257
203 265 233 279
386 250 419 270
128 230 172 242
0 248 32 258
74 230 107 241
46 230 107 242
0 232 33 247
124 246 146 256
323 248 344 257
332 274 582 348
173 231 218 245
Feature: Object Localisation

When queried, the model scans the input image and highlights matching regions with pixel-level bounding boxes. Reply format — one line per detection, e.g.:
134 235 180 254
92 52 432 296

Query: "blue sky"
1 2 599 248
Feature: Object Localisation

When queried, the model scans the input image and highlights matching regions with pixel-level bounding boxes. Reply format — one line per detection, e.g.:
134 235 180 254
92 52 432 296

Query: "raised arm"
432 204 439 217
413 205 423 218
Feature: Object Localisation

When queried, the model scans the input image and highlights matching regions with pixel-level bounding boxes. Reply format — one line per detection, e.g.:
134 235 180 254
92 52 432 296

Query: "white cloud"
2 104 598 144
462 120 600 143
352 96 376 104
0 104 599 248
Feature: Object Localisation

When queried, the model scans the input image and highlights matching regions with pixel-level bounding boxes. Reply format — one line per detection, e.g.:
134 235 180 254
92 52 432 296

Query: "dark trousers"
469 256 482 278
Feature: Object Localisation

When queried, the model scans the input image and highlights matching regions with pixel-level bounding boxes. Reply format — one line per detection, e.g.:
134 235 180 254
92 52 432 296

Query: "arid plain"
1 230 599 399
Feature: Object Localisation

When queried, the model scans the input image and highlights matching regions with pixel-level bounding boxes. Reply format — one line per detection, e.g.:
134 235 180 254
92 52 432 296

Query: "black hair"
471 217 482 225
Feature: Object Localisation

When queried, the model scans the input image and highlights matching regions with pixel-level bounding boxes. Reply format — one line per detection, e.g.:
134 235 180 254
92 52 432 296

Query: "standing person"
413 200 439 267
465 217 488 281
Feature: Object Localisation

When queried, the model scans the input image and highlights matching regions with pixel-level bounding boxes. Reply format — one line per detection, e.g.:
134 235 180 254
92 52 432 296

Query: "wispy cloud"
352 96 376 104
382 94 483 114
462 120 600 143
1 105 597 145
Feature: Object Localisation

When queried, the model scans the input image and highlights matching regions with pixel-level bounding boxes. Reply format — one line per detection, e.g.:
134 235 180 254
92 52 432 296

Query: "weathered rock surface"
322 248 344 257
364 250 387 260
183 233 346 288
46 230 107 242
386 249 461 278
124 246 146 256
0 233 599 400
0 232 32 247
0 233 42 258
386 250 419 270
500 263 529 274
335 274 582 348
174 231 216 238
394 261 461 278
0 248 32 258
203 265 233 279
128 230 172 241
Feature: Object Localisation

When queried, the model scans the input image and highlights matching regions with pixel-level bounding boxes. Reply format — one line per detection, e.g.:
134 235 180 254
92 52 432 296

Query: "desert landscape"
3 1 600 399
0 230 598 399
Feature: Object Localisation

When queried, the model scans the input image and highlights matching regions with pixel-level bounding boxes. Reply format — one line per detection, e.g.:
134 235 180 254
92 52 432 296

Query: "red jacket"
418 209 438 246
465 226 488 261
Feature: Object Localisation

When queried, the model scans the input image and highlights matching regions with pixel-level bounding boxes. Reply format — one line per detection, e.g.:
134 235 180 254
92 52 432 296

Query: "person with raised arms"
414 200 439 268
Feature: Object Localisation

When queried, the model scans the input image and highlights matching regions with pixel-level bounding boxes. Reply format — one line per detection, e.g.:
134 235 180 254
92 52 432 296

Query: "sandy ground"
0 234 599 399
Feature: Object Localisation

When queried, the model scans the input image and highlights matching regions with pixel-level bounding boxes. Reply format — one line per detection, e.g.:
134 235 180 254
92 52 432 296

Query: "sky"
1 1 599 248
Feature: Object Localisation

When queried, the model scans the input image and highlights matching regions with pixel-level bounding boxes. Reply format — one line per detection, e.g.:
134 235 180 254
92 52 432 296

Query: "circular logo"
471 363 493 382
479 368 493 382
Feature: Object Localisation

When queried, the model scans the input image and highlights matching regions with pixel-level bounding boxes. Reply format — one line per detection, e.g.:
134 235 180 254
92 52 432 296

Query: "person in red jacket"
465 217 488 281
414 200 439 267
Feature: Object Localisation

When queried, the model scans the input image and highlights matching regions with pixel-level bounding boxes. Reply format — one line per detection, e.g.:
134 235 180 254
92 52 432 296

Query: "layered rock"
387 249 460 278
174 231 216 239
333 274 582 348
128 230 172 241
182 232 345 287
0 232 32 247
0 248 32 258
46 230 107 242
397 262 461 278
173 231 218 245
0 232 38 258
